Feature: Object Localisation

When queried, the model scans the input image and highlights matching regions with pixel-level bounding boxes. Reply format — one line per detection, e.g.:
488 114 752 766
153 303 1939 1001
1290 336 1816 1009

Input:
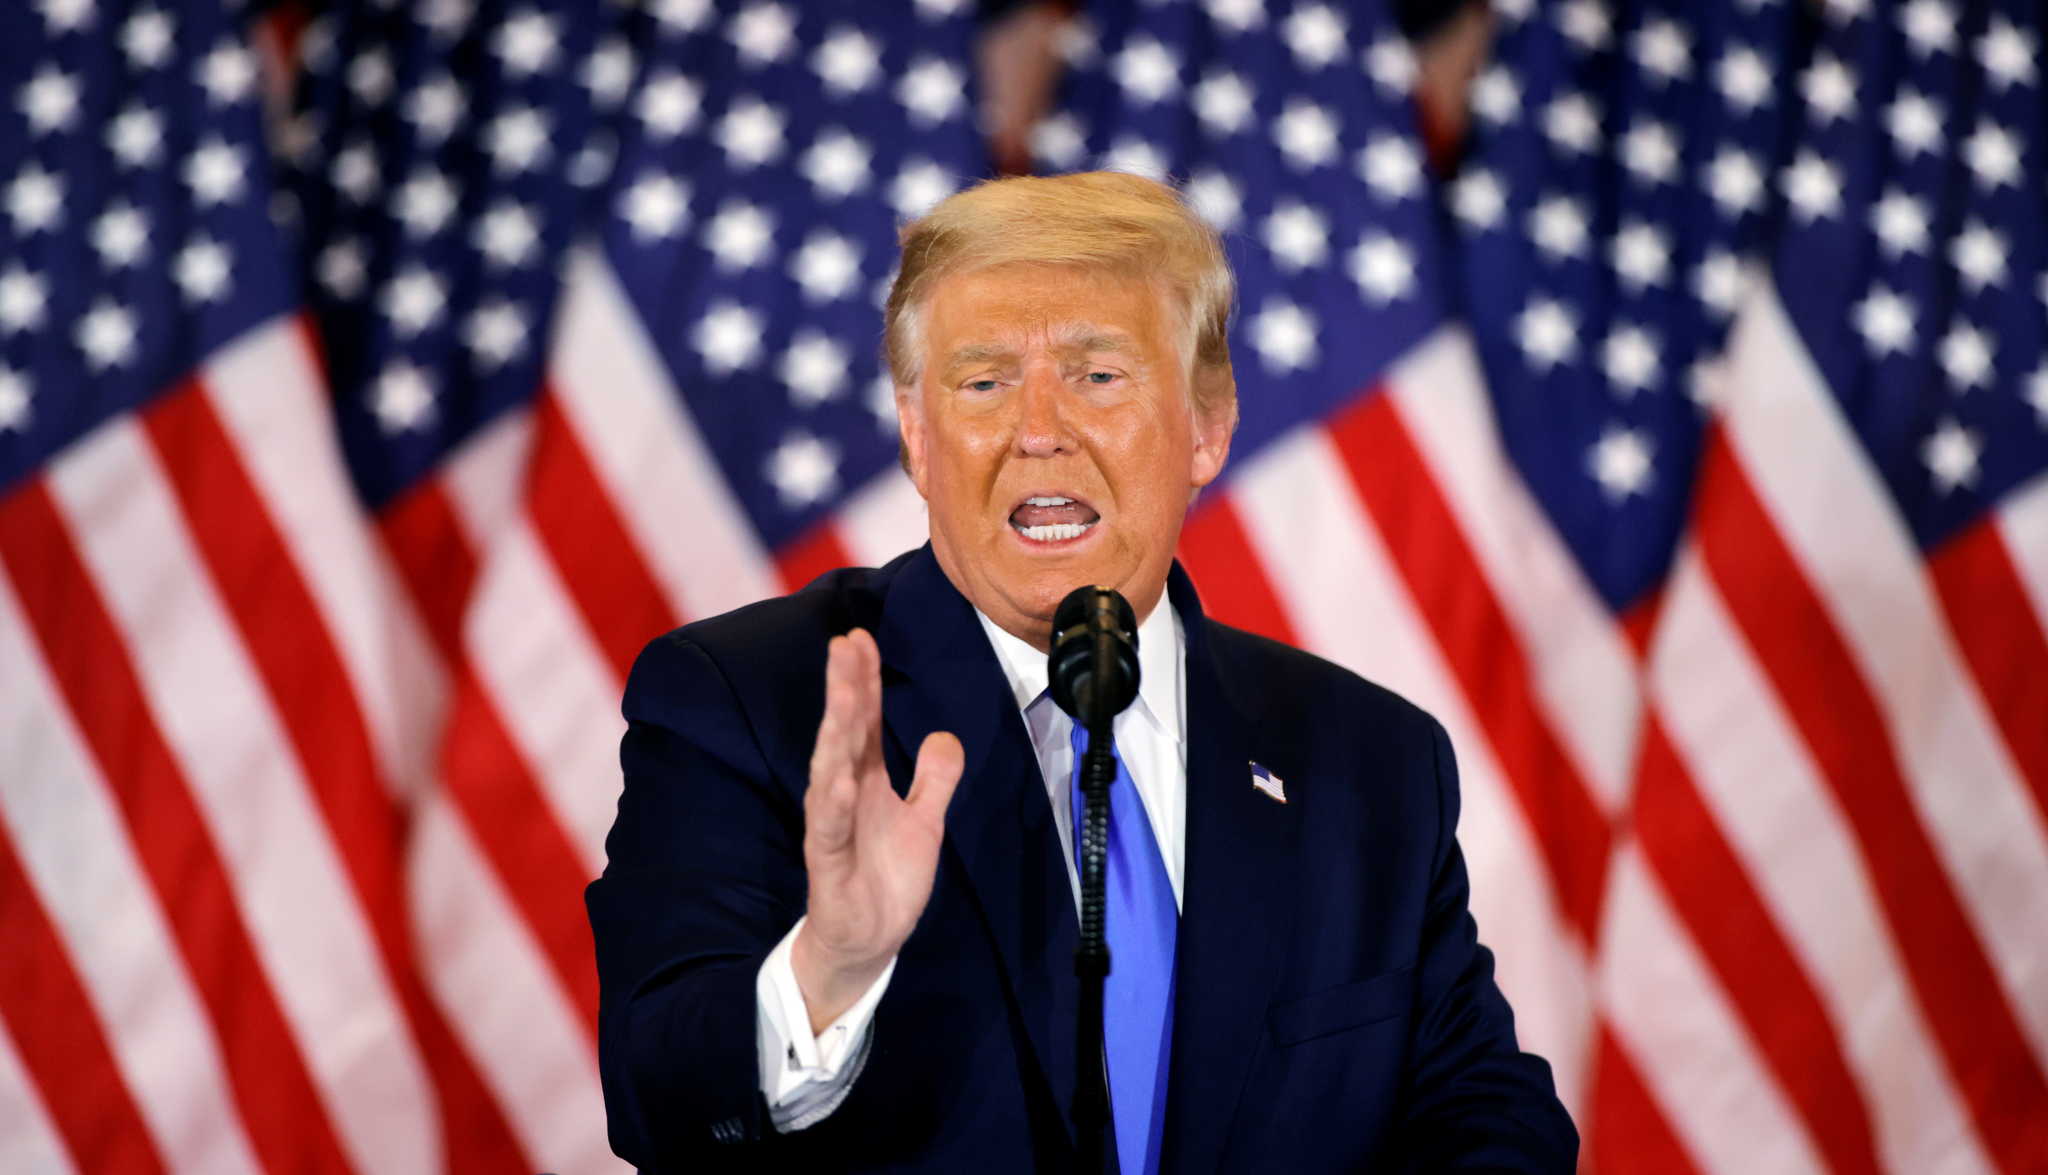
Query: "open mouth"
1008 494 1101 544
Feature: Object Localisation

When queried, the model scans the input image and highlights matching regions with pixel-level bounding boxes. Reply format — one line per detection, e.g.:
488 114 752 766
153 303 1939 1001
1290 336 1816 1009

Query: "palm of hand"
801 629 963 982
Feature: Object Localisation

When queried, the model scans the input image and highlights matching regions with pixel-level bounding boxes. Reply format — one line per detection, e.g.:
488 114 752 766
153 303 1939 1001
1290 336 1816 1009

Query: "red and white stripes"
1 325 433 1174
1648 549 1988 1174
1697 288 2048 1169
0 565 258 1175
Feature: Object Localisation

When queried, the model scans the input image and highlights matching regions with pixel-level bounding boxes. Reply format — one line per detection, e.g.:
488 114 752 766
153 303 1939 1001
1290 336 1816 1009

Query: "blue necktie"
1069 721 1177 1175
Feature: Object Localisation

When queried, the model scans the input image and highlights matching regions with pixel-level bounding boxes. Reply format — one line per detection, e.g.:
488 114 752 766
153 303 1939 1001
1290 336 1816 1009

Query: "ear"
895 383 931 499
1187 371 1236 491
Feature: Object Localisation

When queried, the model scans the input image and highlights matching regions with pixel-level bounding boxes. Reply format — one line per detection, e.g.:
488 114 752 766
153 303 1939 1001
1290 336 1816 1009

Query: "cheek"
933 395 1009 446
923 420 1009 510
1107 410 1195 504
932 429 1005 483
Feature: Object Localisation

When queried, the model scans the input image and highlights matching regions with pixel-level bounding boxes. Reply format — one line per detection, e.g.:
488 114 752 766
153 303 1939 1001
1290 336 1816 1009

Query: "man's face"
898 262 1232 650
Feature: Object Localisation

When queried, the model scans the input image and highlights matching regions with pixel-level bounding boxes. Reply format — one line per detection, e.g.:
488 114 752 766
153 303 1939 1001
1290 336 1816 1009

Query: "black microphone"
1048 585 1139 734
1046 585 1139 1170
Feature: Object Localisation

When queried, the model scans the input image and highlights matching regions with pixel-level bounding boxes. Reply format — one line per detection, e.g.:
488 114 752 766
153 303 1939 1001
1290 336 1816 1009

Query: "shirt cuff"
755 915 896 1130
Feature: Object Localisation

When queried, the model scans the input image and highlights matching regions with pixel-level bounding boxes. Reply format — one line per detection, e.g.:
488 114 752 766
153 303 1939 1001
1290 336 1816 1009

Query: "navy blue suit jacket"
586 545 1575 1172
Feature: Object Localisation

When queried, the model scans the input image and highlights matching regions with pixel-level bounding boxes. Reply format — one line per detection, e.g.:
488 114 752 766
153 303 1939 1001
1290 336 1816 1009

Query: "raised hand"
792 628 963 1033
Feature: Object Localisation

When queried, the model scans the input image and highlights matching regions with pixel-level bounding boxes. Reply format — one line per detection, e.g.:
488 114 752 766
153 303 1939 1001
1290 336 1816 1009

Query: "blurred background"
2 0 2045 1171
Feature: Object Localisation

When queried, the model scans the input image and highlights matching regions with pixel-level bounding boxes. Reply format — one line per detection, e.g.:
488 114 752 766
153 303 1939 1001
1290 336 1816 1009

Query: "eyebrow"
941 332 1138 371
942 342 1014 370
1063 332 1136 355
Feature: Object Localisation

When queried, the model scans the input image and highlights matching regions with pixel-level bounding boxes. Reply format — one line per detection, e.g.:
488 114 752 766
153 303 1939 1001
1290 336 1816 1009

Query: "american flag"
1439 2 2048 1169
2 0 2044 1172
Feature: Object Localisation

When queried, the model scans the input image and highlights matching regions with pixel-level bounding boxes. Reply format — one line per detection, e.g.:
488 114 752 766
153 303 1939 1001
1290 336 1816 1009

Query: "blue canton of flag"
1449 0 1807 613
597 0 987 553
1769 0 2048 552
282 0 633 511
1037 0 1447 471
0 0 287 494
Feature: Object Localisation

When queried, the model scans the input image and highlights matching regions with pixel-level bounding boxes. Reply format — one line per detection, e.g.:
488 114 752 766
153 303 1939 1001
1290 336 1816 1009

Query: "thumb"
906 731 964 829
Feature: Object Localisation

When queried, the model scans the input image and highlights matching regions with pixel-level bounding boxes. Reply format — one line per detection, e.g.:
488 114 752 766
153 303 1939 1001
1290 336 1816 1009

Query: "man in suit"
586 171 1576 1172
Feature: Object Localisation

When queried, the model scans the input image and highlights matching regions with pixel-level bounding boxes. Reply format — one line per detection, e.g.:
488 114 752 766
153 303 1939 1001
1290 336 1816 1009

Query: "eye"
1084 370 1119 384
966 378 1000 393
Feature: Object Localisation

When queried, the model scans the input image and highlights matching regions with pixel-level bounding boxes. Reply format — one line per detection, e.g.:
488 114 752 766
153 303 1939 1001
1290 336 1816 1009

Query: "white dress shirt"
754 599 1188 1132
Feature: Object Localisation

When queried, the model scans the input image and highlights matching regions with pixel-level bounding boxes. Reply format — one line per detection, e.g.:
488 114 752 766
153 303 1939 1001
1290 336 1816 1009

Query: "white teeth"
1024 496 1074 506
1017 521 1093 542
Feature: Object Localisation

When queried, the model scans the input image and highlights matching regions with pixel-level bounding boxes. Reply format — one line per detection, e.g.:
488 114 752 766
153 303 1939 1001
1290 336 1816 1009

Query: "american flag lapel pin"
1249 761 1286 804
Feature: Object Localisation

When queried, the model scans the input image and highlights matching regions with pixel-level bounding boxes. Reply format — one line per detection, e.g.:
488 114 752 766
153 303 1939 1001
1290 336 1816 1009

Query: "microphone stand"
1049 585 1138 1172
1074 700 1116 1171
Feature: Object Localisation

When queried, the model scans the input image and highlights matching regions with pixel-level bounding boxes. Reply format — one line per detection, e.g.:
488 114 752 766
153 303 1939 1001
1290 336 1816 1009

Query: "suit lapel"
872 551 1295 1165
874 547 1081 1150
1161 565 1300 1171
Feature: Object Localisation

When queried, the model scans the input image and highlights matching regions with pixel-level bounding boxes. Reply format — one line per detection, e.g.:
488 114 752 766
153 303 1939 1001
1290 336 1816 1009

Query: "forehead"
921 262 1175 356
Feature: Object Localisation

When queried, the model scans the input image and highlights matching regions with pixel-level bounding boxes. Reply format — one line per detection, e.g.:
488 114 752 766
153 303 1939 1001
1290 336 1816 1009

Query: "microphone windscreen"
1051 584 1136 645
1048 585 1140 725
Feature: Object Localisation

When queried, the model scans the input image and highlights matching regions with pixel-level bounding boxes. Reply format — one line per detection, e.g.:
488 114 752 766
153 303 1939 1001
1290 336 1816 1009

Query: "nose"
1014 364 1072 458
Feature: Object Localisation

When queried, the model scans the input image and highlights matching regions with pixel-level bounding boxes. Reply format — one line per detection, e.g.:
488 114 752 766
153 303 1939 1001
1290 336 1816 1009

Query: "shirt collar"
974 593 1183 744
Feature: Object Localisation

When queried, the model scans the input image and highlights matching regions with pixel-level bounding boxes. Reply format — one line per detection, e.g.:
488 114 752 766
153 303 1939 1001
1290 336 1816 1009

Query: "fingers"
807 635 860 853
812 634 857 776
846 628 883 771
906 730 965 829
814 629 958 852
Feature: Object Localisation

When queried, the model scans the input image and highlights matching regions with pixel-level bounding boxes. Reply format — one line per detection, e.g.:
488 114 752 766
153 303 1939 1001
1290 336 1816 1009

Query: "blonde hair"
884 171 1238 429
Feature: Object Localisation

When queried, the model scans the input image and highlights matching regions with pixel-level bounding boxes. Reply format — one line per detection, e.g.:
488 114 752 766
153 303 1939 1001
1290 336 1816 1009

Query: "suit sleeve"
585 631 821 1169
1388 717 1580 1172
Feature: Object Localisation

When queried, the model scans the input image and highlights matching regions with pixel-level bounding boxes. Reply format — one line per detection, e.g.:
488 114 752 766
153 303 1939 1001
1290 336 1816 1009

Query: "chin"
1007 570 1081 617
